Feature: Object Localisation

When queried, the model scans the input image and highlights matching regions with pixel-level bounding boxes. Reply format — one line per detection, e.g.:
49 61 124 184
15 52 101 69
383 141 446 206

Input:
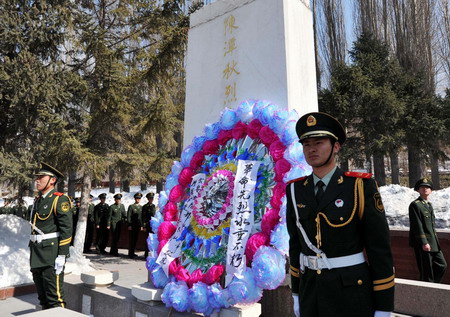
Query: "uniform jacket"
409 197 440 251
127 203 143 227
94 202 110 226
142 203 156 230
29 189 73 268
286 167 395 313
109 203 126 229
87 203 95 222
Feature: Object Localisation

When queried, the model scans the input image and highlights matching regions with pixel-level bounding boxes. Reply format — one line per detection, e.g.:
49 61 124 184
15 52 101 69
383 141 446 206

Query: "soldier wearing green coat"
0 198 13 215
287 113 394 317
14 198 28 219
109 193 126 256
409 178 447 283
29 163 72 309
128 193 143 258
94 193 110 253
142 192 156 257
83 194 95 253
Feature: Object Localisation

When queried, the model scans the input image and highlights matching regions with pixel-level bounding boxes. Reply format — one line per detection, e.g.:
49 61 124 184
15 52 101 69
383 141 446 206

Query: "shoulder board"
287 176 308 184
54 192 64 196
344 171 372 179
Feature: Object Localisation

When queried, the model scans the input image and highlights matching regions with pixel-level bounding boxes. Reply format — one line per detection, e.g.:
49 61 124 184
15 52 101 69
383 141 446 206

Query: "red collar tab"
54 192 64 196
344 171 372 179
287 176 308 184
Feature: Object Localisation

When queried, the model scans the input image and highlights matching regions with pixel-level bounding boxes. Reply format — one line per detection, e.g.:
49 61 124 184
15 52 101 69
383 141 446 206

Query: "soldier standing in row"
94 193 110 254
142 192 156 258
109 193 126 256
14 198 28 219
0 198 12 214
83 194 95 253
29 163 72 309
287 113 394 317
409 178 447 283
128 193 143 259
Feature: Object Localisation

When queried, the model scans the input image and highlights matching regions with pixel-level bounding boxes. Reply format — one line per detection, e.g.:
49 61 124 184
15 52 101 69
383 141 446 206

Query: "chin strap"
316 139 336 168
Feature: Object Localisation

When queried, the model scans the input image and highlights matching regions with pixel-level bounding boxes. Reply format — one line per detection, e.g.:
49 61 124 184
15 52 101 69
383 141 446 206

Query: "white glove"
374 311 391 317
54 255 66 275
292 294 300 317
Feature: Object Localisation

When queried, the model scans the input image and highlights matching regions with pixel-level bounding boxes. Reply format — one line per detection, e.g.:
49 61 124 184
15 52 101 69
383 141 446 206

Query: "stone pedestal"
131 282 163 306
80 270 119 288
219 303 261 317
21 307 88 316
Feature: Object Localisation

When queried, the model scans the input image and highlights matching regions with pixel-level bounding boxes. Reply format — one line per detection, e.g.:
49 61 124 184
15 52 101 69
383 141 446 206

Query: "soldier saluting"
29 163 72 309
286 113 395 317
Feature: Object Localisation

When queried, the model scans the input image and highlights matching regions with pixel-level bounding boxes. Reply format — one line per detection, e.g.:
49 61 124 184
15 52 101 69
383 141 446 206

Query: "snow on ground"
0 184 448 288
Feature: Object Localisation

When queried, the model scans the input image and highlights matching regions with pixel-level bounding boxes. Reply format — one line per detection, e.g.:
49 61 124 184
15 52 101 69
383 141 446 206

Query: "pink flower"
247 119 263 139
179 167 195 186
245 232 269 263
259 126 278 145
169 259 179 275
217 129 232 145
164 202 178 215
274 158 291 182
269 140 286 162
169 184 184 203
261 209 280 235
164 212 178 221
190 151 205 170
232 121 248 140
203 264 225 285
175 267 190 282
158 221 176 241
270 183 285 209
157 239 168 254
203 139 219 155
188 269 204 287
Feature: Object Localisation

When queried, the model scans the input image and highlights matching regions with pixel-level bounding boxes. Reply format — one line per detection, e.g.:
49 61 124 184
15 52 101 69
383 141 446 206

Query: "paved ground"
1 248 415 316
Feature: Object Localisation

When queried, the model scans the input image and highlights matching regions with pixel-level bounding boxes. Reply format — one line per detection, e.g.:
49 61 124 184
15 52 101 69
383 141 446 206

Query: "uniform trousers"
31 266 66 309
83 219 95 252
110 221 123 255
414 247 447 283
128 224 140 257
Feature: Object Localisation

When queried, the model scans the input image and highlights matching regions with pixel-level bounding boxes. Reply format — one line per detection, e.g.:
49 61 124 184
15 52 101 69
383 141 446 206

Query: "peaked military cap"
114 193 123 200
134 193 143 199
98 193 107 199
35 162 64 179
414 178 433 191
146 192 155 199
296 112 346 145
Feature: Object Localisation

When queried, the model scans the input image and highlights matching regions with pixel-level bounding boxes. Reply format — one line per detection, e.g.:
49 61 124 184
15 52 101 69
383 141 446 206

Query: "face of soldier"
148 198 153 203
135 198 141 204
418 186 432 198
302 137 340 168
115 199 121 204
35 175 56 193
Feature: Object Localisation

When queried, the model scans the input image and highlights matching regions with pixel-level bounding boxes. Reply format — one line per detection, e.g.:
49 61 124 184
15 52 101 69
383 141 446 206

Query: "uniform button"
340 217 344 221
317 270 321 275
357 280 363 285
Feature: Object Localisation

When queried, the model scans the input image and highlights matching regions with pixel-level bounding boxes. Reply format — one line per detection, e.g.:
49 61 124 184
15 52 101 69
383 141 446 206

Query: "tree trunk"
156 181 164 193
122 179 130 193
68 170 77 198
339 158 349 171
389 151 400 184
431 152 440 190
373 153 386 186
73 172 91 255
28 180 35 197
141 183 147 191
109 168 115 194
407 143 424 188
57 178 65 193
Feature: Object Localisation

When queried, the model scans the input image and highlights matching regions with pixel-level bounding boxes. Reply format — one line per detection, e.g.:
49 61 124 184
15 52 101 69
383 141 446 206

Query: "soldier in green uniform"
286 113 394 317
14 198 28 219
109 193 126 256
0 198 13 215
142 192 156 257
29 162 72 309
409 178 447 283
94 193 110 254
127 193 143 258
83 194 95 253
70 198 80 246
